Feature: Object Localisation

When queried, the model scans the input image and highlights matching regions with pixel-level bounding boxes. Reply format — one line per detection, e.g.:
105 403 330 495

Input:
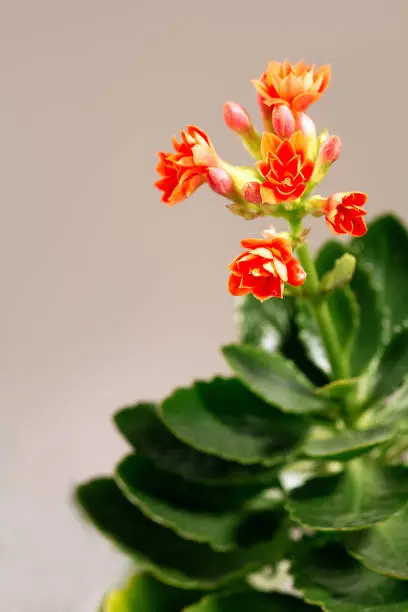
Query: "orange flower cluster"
155 59 368 301
228 231 306 301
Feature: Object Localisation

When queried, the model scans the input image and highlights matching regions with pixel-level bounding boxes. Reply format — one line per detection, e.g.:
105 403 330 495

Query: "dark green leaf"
115 454 272 551
349 506 408 580
184 590 317 611
376 378 408 425
236 294 293 351
160 377 306 465
294 542 408 611
350 214 408 335
286 460 408 530
114 404 278 485
76 478 286 590
101 573 202 612
371 329 408 401
304 425 395 461
349 263 387 376
222 346 328 414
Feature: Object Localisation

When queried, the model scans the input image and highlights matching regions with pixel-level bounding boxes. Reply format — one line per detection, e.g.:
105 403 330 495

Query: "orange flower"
155 126 216 206
325 192 368 236
257 132 315 205
228 230 306 301
252 60 331 115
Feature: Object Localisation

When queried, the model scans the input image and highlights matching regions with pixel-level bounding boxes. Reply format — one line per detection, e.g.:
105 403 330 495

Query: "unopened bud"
223 101 251 134
318 135 342 165
207 167 234 197
272 104 295 139
242 181 262 204
295 113 317 159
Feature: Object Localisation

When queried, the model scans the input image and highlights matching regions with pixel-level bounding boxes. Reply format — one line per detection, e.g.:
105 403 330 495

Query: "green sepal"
320 253 356 293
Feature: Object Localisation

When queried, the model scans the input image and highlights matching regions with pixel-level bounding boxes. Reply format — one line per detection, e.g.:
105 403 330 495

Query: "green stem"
290 217 348 381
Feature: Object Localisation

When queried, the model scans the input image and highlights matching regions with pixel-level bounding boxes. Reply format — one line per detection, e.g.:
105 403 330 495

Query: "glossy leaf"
294 542 408 611
236 294 293 351
376 377 408 425
286 460 408 530
115 454 271 550
371 328 408 401
160 377 306 465
183 590 317 611
350 214 408 335
102 573 202 612
349 262 386 376
349 506 408 580
222 346 328 414
76 478 286 590
304 425 395 461
114 404 278 485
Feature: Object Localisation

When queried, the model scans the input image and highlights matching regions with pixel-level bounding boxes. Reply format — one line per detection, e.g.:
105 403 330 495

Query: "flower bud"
223 101 251 134
242 181 262 204
294 113 317 159
318 135 342 165
272 104 295 139
207 167 234 197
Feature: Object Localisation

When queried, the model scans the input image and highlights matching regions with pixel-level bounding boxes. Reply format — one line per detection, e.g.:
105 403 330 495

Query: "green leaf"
294 542 408 611
320 253 356 293
114 404 278 485
160 377 306 465
349 262 387 376
376 378 408 425
303 425 395 461
286 460 408 531
316 378 359 400
183 590 317 611
350 214 408 335
101 573 202 612
76 478 286 590
222 346 328 414
236 294 293 351
115 454 272 551
349 506 408 580
371 329 408 401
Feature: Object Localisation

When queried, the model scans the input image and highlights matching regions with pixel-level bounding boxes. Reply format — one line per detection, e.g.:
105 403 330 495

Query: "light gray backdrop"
0 1 405 610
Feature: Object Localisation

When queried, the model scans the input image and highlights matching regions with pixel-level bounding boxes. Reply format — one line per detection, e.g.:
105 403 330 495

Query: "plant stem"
290 217 348 381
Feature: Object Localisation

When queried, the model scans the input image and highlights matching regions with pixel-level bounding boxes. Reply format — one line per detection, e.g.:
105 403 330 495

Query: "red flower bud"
318 135 342 165
294 112 316 140
271 104 295 139
207 167 234 197
242 181 262 204
223 101 251 134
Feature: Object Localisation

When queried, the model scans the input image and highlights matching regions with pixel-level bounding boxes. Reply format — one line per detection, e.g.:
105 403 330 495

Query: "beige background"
0 1 405 610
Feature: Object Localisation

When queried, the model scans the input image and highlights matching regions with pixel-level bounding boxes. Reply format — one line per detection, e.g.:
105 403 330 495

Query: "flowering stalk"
290 215 348 380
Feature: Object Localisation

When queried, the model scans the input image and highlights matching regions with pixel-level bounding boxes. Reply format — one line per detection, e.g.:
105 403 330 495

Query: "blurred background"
0 1 405 610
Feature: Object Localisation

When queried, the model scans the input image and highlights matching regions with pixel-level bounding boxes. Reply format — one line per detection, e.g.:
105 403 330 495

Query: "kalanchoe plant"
76 60 408 612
